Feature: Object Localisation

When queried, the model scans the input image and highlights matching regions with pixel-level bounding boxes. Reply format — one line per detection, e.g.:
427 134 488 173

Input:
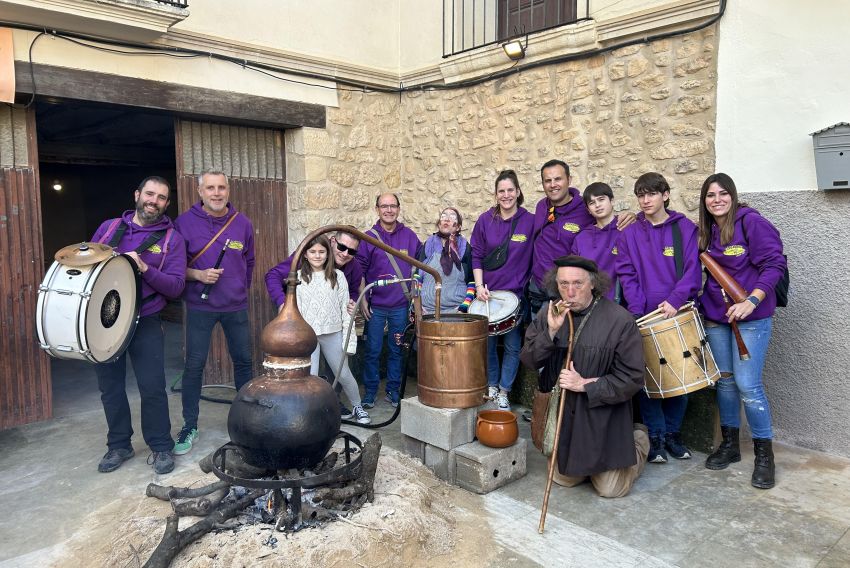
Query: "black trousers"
95 315 173 452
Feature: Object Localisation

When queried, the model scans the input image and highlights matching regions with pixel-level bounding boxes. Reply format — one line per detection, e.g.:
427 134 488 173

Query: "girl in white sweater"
296 235 370 424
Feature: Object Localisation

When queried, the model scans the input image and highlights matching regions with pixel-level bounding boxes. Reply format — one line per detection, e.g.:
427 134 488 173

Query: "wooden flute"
700 252 750 361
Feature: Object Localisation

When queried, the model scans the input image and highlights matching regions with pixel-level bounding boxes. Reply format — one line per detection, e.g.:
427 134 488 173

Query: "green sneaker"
173 425 198 455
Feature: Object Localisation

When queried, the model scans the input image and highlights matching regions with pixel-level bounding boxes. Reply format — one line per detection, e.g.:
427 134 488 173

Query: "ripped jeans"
705 317 774 439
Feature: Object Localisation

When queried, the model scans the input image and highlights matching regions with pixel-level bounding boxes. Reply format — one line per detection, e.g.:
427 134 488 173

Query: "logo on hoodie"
723 245 746 257
562 222 581 233
147 244 163 254
511 234 528 243
611 246 618 255
663 246 674 257
227 241 245 251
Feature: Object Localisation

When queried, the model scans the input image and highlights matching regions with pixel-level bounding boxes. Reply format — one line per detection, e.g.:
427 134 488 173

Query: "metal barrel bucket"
417 313 488 408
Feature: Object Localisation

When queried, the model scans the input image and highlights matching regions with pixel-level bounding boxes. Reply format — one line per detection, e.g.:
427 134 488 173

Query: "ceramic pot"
476 409 518 448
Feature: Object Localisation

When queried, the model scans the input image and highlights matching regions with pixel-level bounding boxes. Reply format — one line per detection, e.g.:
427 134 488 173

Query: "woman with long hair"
470 170 535 410
698 173 786 489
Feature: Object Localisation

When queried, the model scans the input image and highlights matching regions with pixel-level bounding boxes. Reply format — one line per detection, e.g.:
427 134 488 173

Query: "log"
313 433 382 506
172 488 229 517
198 448 271 479
146 480 230 501
143 488 265 568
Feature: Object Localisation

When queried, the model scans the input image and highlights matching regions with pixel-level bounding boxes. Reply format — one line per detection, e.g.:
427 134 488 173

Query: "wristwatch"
747 295 760 307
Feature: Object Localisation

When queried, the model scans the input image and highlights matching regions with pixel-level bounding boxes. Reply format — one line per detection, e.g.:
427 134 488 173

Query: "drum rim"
91 254 142 364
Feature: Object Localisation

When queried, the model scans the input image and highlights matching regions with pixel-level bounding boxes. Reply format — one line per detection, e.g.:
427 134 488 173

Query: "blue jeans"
487 323 523 392
638 391 688 439
95 315 173 452
705 317 774 439
363 305 408 401
182 308 253 429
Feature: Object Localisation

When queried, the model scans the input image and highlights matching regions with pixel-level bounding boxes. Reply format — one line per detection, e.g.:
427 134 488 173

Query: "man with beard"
173 170 255 456
90 176 187 474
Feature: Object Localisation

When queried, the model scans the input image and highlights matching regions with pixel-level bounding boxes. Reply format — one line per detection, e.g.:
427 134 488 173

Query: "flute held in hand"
201 239 230 301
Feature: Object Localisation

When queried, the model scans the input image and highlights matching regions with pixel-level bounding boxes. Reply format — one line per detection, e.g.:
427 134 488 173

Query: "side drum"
417 313 488 408
639 306 720 399
36 254 141 364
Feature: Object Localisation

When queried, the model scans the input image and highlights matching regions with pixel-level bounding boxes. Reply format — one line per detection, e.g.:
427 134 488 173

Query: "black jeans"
95 315 173 452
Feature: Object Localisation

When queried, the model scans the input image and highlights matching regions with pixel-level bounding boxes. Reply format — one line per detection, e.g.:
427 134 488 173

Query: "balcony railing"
152 0 188 6
443 0 588 57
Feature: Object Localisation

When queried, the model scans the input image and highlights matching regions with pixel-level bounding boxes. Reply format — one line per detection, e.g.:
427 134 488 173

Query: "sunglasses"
335 242 358 255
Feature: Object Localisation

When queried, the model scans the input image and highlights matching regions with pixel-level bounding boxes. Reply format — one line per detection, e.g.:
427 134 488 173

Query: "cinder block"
453 438 527 494
400 434 425 462
400 396 477 451
423 443 457 483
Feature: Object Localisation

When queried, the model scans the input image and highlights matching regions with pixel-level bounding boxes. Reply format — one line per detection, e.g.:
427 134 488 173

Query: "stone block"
424 444 457 483
454 439 527 494
400 396 476 451
400 434 425 462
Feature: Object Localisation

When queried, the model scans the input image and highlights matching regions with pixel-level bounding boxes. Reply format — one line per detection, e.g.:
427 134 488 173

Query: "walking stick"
538 309 575 534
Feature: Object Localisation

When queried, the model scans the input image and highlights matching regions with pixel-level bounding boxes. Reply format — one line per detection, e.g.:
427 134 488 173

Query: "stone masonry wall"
286 26 717 248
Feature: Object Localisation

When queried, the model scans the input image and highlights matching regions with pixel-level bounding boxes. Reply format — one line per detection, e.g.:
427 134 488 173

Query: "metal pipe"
286 224 443 320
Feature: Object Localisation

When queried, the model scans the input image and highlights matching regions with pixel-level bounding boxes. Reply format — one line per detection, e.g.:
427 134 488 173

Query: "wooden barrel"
417 313 488 408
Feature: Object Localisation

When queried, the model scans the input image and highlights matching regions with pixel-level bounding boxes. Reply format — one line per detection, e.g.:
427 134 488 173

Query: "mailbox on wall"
811 123 850 190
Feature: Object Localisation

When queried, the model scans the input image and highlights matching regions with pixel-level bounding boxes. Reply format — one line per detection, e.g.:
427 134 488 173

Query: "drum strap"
672 220 683 279
367 230 413 302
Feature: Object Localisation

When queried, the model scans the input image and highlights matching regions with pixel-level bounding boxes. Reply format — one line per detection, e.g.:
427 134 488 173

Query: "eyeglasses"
439 213 458 222
377 204 399 210
335 242 358 255
557 280 587 290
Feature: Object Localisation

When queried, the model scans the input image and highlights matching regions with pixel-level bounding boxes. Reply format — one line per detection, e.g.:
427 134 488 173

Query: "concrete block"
423 444 456 484
400 434 425 462
400 396 476 451
454 438 527 494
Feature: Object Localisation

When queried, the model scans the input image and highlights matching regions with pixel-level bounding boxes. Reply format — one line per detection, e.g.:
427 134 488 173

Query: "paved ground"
1 322 849 567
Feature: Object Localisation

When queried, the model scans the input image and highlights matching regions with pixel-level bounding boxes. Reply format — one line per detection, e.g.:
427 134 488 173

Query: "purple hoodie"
470 207 535 296
700 207 786 323
531 189 595 287
265 252 363 308
174 202 255 312
615 210 701 317
92 211 186 318
356 221 421 309
570 215 620 301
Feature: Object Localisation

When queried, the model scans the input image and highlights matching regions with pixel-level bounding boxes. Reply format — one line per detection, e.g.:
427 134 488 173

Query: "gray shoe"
148 451 175 474
98 447 135 473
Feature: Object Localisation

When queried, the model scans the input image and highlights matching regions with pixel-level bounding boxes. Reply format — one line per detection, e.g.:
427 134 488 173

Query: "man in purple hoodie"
357 193 421 408
615 172 702 464
91 176 187 475
173 170 255 456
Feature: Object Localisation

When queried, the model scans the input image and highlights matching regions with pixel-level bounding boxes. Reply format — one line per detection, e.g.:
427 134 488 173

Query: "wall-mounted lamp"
52 181 63 192
502 35 528 61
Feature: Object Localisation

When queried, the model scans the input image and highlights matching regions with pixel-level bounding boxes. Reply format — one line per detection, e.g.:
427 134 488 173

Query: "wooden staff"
538 308 574 534
700 252 750 361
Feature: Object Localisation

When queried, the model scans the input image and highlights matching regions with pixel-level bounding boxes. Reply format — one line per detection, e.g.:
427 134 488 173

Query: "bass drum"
36 254 141 364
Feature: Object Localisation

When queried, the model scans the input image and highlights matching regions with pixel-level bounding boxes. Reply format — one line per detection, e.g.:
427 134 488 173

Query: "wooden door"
498 0 576 39
0 106 51 428
174 119 288 385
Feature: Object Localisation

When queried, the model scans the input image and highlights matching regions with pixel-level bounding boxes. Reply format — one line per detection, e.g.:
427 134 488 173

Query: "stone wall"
286 26 718 248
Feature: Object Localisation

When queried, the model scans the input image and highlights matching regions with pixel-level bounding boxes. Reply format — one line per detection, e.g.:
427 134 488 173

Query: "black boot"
705 426 741 470
751 438 775 489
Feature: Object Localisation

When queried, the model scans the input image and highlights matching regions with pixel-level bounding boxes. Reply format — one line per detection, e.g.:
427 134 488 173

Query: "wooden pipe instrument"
700 252 750 360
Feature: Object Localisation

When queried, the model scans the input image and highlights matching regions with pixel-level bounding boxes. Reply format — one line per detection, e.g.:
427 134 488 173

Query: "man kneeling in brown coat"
520 255 649 498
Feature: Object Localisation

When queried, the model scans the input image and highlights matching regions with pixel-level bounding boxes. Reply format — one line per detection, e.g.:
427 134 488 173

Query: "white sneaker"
353 405 371 425
486 386 498 400
496 392 510 410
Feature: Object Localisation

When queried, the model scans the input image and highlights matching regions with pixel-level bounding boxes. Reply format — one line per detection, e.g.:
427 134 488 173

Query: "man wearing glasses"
357 193 421 408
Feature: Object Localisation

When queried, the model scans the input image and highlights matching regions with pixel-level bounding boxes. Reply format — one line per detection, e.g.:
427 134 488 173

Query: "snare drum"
36 254 141 364
468 290 521 336
639 305 720 398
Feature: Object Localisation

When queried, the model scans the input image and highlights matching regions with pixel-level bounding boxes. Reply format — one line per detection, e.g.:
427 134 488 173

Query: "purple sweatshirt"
470 207 535 296
700 207 786 323
174 202 255 312
570 215 620 301
531 188 595 287
615 210 701 317
356 221 421 309
264 252 363 308
92 211 186 318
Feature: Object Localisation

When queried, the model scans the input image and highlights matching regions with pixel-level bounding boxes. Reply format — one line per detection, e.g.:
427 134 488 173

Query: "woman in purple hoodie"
616 172 701 464
698 173 786 489
471 170 535 410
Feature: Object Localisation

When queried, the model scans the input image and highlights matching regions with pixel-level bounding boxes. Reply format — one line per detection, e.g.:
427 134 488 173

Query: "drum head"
84 255 140 362
468 290 520 321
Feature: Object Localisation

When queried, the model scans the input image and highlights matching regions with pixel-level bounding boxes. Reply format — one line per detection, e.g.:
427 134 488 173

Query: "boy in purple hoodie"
570 182 621 302
91 176 187 475
173 170 255 456
357 193 421 408
615 172 701 464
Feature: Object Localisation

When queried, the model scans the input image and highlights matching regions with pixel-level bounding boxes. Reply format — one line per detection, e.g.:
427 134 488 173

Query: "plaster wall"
715 0 850 191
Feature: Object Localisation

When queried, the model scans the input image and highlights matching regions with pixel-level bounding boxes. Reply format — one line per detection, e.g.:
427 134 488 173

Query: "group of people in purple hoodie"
92 171 255 475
